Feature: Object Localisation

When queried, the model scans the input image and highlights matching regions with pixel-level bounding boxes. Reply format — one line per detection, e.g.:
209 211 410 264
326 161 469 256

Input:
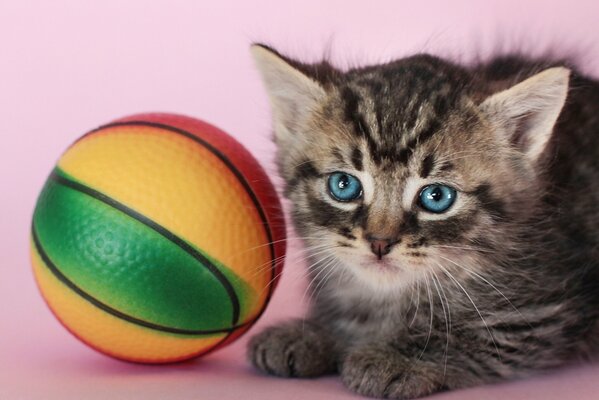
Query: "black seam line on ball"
48 171 244 330
80 120 278 307
31 221 254 336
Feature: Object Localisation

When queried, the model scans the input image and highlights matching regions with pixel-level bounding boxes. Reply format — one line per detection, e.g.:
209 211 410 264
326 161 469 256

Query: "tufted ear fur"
251 44 327 145
480 67 570 163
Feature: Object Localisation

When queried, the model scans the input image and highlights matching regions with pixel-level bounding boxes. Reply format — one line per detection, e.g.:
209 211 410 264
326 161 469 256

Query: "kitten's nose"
367 237 394 260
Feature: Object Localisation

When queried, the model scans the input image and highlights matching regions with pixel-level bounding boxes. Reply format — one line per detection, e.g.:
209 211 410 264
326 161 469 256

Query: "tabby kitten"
247 43 599 399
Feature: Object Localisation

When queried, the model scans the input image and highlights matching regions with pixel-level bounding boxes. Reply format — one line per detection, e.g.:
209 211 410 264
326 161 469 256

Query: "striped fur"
248 45 599 399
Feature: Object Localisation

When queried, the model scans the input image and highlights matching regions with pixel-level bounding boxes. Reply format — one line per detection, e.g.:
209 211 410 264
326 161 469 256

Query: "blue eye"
327 172 362 202
418 184 457 213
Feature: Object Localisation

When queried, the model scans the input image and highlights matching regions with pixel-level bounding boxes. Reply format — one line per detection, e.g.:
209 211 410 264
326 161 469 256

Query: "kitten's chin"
336 253 417 292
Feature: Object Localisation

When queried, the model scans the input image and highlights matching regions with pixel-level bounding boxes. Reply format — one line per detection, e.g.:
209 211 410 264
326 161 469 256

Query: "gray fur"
248 45 599 399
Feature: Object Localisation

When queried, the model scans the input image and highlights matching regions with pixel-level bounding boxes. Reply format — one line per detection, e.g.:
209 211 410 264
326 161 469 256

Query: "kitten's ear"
251 44 327 142
480 67 570 163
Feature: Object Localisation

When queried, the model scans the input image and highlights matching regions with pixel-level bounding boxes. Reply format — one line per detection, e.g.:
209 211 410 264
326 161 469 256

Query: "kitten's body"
248 46 599 399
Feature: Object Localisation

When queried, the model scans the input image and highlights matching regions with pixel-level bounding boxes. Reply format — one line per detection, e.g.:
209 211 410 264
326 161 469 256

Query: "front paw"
340 345 442 399
247 319 336 378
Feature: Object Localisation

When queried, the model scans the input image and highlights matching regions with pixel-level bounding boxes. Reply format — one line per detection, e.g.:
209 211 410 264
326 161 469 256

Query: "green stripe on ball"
33 173 256 333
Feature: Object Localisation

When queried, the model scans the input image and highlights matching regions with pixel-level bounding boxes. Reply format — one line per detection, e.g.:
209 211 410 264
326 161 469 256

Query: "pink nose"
369 239 393 260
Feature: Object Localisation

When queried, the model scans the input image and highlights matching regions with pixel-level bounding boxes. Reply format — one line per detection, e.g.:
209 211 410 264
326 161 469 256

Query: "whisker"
409 278 421 328
249 242 337 278
430 270 450 377
300 254 337 306
438 255 531 328
312 259 341 301
255 245 339 296
435 261 501 359
416 273 435 362
236 235 325 255
433 244 493 254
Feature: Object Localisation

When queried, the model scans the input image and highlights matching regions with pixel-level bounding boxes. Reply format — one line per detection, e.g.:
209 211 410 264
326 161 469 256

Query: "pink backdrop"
2 1 599 399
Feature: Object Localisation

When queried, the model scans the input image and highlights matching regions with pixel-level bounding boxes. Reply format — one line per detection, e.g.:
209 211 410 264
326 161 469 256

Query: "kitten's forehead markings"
420 154 435 179
340 85 382 164
350 147 363 171
404 103 429 141
331 147 345 164
357 88 383 141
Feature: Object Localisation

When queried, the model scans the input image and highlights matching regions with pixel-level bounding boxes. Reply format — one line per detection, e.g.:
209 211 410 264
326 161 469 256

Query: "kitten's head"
252 44 569 293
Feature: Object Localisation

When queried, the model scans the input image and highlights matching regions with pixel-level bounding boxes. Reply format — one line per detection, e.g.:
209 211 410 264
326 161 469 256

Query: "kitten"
247 43 599 399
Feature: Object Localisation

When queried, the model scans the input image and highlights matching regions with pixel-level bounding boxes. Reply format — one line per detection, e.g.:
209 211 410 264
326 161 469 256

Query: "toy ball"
30 113 286 364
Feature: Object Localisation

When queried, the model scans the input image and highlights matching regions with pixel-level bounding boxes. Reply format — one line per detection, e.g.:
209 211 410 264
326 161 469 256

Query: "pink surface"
1 1 599 399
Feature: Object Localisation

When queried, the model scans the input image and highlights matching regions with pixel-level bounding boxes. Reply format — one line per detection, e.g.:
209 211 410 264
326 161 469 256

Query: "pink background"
2 1 599 399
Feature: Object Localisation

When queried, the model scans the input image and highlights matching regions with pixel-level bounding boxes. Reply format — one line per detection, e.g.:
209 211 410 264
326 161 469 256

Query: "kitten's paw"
340 344 442 399
247 320 336 378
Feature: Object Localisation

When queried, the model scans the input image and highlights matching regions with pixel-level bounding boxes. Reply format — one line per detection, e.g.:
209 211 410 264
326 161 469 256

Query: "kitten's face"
283 92 527 291
252 46 569 293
